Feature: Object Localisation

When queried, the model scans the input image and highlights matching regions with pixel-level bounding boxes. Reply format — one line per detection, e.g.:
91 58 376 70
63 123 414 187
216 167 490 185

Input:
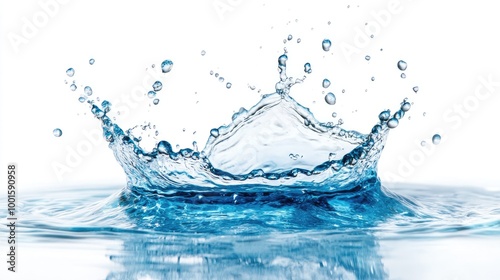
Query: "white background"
1 0 500 191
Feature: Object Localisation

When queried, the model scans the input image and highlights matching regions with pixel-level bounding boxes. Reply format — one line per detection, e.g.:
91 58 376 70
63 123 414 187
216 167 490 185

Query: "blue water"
3 51 500 279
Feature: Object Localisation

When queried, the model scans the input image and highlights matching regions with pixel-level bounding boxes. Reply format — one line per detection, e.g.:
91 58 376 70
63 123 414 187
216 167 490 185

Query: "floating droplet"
304 62 312 74
53 128 62 137
432 134 441 145
342 89 345 93
387 118 399 128
101 100 111 113
153 99 160 105
66 68 75 77
379 110 391 121
365 55 371 61
325 92 336 105
147 91 156 98
413 86 419 93
287 34 293 41
152 81 163 91
397 60 407 71
371 76 375 81
421 141 427 146
210 70 214 75
401 73 406 79
210 128 219 138
322 39 332 51
401 102 411 112
78 96 86 103
201 50 206 56
297 38 301 43
84 86 92 96
332 112 337 118
89 58 95 65
161 60 174 73
219 77 224 82
215 73 219 78
70 83 77 91
226 82 232 89
322 79 331 88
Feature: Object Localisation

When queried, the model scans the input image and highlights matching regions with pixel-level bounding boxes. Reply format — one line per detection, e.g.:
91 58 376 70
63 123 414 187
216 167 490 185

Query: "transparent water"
3 51 500 279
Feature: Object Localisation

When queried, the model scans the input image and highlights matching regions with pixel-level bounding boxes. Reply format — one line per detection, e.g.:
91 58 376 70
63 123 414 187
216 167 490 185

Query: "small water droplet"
210 128 219 138
161 60 174 73
322 79 331 88
371 76 375 81
297 38 301 43
70 83 77 91
322 39 332 51
332 112 337 118
66 68 75 77
423 112 427 117
304 62 312 74
148 91 156 98
325 92 336 105
387 118 399 128
342 89 345 93
226 82 232 89
413 86 419 93
89 58 95 65
84 86 93 96
421 141 427 146
401 101 411 112
201 50 206 56
219 77 224 82
210 70 214 75
78 96 86 103
278 54 288 66
153 99 160 105
365 55 371 61
215 73 219 78
401 73 406 79
287 34 293 41
370 34 374 38
152 81 163 91
53 128 62 137
397 60 407 71
151 64 155 68
432 134 441 145
337 118 344 125
379 110 391 121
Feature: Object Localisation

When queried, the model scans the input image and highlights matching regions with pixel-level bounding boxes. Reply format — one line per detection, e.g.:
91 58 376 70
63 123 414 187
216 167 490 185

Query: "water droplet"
421 141 427 146
53 128 62 137
151 64 155 68
423 112 427 117
325 92 336 105
322 79 331 88
370 34 374 38
84 86 93 96
342 89 345 93
153 99 160 105
365 55 371 61
397 60 407 71
322 39 332 51
387 118 399 128
219 77 225 82
210 128 219 138
401 73 406 79
161 60 174 73
78 96 86 103
152 81 163 91
337 118 344 125
148 91 156 98
287 34 293 41
66 68 75 77
297 38 301 43
89 58 95 65
226 82 232 89
101 100 112 113
215 73 219 78
332 112 337 118
413 86 419 93
70 83 77 91
201 50 206 56
210 70 214 75
401 102 411 112
278 54 288 66
432 134 441 145
304 62 312 74
379 110 391 121
371 76 375 81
